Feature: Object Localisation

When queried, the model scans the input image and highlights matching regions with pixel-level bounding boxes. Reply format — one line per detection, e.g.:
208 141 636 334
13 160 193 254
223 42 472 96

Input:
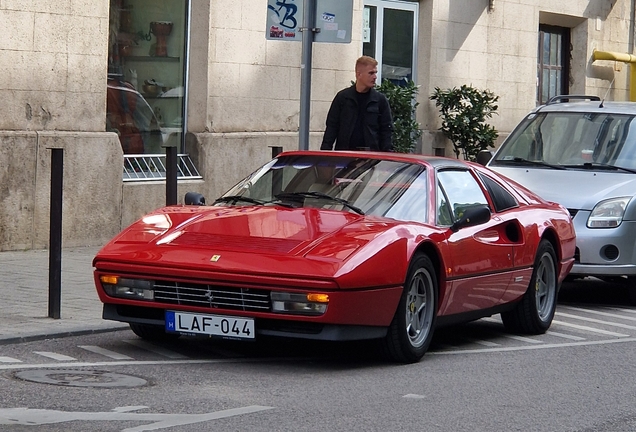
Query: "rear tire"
382 253 438 363
129 323 180 341
625 277 636 305
501 240 558 334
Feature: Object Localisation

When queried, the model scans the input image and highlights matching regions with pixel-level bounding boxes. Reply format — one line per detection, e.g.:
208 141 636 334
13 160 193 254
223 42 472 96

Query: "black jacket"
321 85 393 151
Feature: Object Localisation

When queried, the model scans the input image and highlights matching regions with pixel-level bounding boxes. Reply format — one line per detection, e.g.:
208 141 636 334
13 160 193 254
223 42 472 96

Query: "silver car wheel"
405 268 435 348
501 239 558 334
535 251 557 322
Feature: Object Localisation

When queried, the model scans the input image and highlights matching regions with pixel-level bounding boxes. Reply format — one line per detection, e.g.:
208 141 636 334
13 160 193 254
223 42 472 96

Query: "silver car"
482 95 636 302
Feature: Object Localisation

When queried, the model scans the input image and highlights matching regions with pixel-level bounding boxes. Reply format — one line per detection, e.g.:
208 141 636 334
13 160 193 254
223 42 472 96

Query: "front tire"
501 240 558 334
383 253 438 363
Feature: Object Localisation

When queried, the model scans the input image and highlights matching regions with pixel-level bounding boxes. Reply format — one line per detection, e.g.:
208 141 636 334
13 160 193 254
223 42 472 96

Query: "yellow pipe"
592 49 636 101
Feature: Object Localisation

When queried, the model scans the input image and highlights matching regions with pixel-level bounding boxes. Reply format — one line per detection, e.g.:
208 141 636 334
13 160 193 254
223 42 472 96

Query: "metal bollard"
48 148 63 319
165 146 177 205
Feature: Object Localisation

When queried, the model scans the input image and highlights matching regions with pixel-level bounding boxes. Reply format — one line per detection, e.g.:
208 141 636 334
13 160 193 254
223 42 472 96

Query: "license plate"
165 311 255 339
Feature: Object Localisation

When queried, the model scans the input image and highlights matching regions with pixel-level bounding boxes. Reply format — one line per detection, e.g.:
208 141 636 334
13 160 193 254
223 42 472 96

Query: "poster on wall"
266 0 353 43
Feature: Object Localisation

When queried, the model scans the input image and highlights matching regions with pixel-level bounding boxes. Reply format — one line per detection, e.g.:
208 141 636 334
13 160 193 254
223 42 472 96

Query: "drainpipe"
591 49 636 101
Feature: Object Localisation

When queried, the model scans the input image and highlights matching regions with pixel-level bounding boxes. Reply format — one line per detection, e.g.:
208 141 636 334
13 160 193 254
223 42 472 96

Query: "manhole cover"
14 369 147 388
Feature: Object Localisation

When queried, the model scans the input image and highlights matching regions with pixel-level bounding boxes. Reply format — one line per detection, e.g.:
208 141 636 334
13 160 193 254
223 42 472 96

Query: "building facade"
0 0 633 251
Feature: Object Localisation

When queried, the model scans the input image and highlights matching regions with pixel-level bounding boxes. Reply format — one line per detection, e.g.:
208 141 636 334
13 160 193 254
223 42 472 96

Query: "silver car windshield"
493 112 636 171
221 155 428 222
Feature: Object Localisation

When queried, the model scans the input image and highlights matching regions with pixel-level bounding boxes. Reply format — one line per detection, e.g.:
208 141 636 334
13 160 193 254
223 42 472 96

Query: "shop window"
362 0 418 85
107 0 189 155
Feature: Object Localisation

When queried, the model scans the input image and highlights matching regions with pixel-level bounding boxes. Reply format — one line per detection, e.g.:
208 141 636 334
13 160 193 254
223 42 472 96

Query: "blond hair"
355 55 378 71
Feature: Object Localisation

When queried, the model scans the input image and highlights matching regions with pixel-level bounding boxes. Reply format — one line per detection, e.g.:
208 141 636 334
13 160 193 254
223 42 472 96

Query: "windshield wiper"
580 162 636 174
214 195 297 208
497 157 567 170
213 195 266 205
275 191 365 215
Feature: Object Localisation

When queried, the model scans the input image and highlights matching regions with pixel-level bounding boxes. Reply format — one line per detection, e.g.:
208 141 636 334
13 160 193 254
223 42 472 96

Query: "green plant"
430 85 499 161
376 79 422 153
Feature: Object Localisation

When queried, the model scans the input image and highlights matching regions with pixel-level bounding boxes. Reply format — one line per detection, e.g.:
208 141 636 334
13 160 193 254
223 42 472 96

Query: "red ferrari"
93 151 576 363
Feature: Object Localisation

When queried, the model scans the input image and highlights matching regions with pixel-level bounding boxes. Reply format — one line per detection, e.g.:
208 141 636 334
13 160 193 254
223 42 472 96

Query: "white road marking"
0 405 274 430
544 319 627 337
505 335 543 344
562 306 636 322
123 340 188 359
546 331 585 341
33 351 77 361
113 406 149 412
0 356 21 363
431 336 636 355
0 357 282 371
78 345 133 360
608 307 636 315
0 332 634 367
556 312 636 331
403 394 426 399
468 339 501 347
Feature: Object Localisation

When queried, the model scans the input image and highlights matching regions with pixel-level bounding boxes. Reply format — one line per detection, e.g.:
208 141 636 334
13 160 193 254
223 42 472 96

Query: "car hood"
94 206 411 288
489 166 636 210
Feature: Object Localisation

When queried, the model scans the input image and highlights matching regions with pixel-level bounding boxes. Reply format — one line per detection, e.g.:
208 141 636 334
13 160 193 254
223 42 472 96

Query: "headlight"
271 292 328 315
587 197 632 228
100 275 155 300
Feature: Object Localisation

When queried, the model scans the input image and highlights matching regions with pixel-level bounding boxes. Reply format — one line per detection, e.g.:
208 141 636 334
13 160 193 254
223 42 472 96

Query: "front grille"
152 281 271 312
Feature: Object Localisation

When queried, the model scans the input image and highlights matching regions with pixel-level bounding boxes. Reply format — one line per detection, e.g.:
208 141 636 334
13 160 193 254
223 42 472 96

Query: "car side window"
436 183 453 226
437 169 489 222
477 172 518 212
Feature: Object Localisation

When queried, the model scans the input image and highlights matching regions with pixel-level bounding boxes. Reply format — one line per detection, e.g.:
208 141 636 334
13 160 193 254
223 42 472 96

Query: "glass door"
363 0 418 85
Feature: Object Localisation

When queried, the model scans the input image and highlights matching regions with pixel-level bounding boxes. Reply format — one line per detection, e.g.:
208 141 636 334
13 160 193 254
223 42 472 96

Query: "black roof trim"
546 95 601 104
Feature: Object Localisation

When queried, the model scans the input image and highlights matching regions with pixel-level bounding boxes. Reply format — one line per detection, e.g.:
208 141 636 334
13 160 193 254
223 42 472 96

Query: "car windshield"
220 154 428 222
492 112 636 171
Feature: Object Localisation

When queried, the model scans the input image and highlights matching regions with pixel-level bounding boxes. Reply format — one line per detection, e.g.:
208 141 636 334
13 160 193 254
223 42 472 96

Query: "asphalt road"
2 280 636 432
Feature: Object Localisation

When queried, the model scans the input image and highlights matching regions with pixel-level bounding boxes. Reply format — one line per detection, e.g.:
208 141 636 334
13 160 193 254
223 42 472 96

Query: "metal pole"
48 148 63 319
299 0 316 150
166 146 178 205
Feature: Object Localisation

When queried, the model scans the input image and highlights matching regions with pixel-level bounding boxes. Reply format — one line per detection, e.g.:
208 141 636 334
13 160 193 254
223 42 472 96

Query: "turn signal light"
307 293 329 303
100 275 119 285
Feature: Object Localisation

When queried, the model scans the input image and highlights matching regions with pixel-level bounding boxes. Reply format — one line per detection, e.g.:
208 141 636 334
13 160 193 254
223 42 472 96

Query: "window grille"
123 154 202 182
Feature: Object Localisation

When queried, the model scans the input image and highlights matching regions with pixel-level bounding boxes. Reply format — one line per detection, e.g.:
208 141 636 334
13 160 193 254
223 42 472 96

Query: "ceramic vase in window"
150 21 173 57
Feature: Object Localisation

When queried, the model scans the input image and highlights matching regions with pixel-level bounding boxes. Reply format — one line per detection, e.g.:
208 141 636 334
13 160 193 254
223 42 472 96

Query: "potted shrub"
430 85 499 161
376 79 423 153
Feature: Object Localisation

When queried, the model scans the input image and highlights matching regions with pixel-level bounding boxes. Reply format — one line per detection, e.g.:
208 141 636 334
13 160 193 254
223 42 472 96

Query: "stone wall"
420 0 634 154
0 130 211 251
0 1 108 132
1 0 635 251
0 132 122 251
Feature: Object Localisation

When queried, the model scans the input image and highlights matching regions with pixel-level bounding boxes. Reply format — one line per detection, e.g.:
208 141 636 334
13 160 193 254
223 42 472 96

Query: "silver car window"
495 112 636 169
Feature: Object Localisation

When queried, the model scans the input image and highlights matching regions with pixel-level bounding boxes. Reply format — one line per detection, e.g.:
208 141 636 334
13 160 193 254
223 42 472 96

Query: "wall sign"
266 0 353 43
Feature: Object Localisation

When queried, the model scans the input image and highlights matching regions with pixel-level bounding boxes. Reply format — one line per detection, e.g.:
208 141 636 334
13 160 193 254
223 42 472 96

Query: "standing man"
321 56 393 151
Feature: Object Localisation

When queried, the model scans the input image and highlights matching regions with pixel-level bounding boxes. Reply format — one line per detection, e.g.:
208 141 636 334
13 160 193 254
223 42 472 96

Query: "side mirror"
185 192 206 205
450 205 491 233
476 150 493 166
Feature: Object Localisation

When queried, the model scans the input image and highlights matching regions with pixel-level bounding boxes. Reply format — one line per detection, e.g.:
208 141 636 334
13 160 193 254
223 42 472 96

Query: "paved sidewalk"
0 246 128 345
